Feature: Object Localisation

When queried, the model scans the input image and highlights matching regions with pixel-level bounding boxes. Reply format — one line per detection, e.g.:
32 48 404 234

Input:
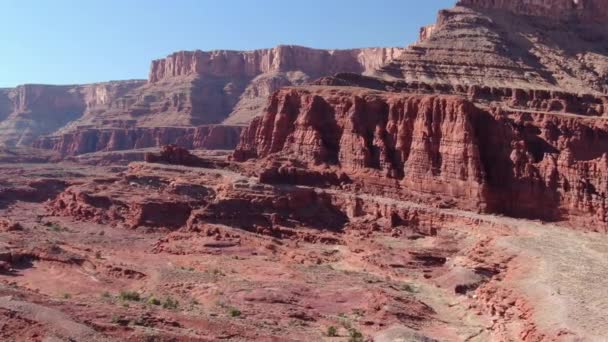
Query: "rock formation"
233 0 608 228
0 81 145 147
148 45 404 125
457 0 608 22
235 85 608 227
33 125 241 155
2 46 403 152
375 1 608 94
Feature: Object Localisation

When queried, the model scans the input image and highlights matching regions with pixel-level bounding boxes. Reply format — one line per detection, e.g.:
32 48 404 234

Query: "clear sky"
0 0 455 87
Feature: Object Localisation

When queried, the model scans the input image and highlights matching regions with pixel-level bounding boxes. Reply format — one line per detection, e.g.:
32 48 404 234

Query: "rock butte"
1 0 608 341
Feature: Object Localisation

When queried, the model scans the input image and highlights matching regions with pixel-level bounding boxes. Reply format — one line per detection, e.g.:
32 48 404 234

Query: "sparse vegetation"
111 315 130 326
327 326 338 337
400 283 417 293
212 268 225 276
162 297 179 310
62 293 71 299
229 307 241 317
45 222 66 232
351 308 365 317
95 251 102 259
348 328 364 342
118 290 141 302
337 313 354 331
101 291 111 299
133 315 151 327
147 297 161 306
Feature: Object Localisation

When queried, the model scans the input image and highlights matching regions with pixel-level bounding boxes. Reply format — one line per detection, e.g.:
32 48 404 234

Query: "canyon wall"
147 45 405 125
234 87 608 227
0 81 146 147
376 2 608 95
2 46 403 150
148 46 404 83
457 0 608 21
33 125 242 156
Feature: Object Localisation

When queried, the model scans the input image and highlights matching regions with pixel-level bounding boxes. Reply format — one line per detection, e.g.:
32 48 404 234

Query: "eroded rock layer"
234 87 608 228
3 46 403 150
0 81 145 147
457 0 608 22
33 125 242 155
375 3 608 95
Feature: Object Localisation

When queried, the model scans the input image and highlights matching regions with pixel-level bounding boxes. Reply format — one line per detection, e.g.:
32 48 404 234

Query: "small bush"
101 291 111 299
348 328 364 342
400 283 417 293
45 222 64 232
229 308 241 317
119 290 141 302
62 293 71 299
95 251 102 259
327 326 338 337
148 297 161 306
162 297 179 310
111 315 129 326
212 268 225 276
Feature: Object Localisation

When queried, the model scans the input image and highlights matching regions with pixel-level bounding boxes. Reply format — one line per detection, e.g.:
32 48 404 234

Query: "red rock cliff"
33 125 242 156
0 81 145 147
12 45 403 149
149 45 404 83
235 87 608 227
457 0 608 21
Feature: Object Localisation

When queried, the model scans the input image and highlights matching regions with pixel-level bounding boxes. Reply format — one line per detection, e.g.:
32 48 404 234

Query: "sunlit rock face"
457 0 608 21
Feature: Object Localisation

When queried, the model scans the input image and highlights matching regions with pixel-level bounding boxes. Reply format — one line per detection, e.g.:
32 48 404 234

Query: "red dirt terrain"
2 0 608 341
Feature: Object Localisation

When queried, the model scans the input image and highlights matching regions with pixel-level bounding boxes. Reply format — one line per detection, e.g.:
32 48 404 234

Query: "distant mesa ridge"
0 45 404 151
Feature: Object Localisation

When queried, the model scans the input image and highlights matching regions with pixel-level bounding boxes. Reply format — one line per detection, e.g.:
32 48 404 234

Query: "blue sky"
0 0 455 87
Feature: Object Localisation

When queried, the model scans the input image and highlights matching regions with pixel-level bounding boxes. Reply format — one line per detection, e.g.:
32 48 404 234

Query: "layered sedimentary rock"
33 125 241 155
148 45 404 125
234 86 608 228
375 2 608 95
315 73 608 117
3 45 403 151
232 0 608 228
457 0 608 22
0 81 145 147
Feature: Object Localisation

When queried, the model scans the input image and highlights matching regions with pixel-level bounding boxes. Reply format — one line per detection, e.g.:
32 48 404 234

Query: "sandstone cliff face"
376 3 608 95
33 125 242 155
458 0 608 22
235 87 488 210
235 87 608 227
149 46 404 83
146 45 404 125
6 45 403 150
0 81 146 147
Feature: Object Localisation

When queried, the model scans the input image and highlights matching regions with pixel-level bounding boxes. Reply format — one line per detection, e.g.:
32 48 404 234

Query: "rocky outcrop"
375 3 608 95
234 88 489 210
457 0 608 22
315 73 607 117
144 145 209 167
234 86 608 228
33 125 242 155
0 178 68 209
